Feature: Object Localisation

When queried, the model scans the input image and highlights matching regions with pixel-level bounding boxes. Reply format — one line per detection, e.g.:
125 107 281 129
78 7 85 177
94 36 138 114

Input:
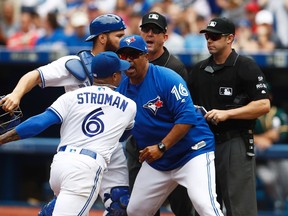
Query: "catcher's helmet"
0 96 23 135
85 14 126 42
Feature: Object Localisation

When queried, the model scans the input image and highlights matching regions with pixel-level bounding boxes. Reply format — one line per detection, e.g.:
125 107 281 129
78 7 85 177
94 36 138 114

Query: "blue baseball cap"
116 35 148 54
91 51 130 78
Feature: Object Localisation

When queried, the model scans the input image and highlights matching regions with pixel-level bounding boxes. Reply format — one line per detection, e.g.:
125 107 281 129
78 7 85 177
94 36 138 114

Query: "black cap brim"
199 28 223 34
140 22 166 31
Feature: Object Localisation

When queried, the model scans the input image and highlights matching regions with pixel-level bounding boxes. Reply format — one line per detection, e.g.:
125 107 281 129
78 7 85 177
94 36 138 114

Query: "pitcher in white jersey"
0 51 136 216
0 14 132 216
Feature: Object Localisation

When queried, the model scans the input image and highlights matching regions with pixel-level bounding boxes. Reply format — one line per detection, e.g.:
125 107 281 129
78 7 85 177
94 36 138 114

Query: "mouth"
145 40 154 48
126 66 135 74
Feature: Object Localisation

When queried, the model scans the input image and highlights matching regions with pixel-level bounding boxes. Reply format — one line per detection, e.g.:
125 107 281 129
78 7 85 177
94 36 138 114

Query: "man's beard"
105 36 117 52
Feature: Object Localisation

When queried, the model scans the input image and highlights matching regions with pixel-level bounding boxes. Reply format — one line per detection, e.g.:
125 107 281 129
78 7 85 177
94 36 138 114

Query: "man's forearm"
0 129 20 145
11 70 41 98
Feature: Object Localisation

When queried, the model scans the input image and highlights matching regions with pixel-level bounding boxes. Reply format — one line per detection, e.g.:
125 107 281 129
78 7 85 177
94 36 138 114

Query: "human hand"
139 145 163 164
0 93 21 112
204 109 229 125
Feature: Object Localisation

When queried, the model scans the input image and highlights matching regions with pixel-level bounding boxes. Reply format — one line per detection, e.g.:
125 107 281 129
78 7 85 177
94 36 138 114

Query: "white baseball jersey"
36 55 132 210
49 85 136 164
37 55 90 92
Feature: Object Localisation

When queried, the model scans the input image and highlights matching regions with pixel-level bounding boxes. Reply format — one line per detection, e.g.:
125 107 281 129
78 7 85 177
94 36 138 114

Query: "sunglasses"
141 26 164 34
204 33 230 41
118 52 145 60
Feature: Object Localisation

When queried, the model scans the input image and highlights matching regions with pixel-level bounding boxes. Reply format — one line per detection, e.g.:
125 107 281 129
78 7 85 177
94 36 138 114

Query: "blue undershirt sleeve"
119 129 132 142
15 109 61 139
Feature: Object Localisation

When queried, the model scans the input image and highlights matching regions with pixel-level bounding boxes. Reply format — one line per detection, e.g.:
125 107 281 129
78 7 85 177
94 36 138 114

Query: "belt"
58 145 97 159
214 130 243 144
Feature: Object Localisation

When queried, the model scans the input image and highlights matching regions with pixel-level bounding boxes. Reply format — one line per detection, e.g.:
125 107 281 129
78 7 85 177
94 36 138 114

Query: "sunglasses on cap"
141 25 165 34
118 52 146 60
204 33 230 41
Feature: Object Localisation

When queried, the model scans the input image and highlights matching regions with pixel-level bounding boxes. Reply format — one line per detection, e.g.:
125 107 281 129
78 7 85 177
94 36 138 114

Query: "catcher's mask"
0 96 23 135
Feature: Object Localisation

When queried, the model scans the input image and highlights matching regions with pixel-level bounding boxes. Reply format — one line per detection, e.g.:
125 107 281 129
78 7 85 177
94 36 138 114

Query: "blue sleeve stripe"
37 69 45 88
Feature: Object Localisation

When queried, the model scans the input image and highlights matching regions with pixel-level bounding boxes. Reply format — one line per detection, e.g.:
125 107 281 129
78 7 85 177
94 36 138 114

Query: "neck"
213 48 232 64
93 82 117 90
148 47 165 62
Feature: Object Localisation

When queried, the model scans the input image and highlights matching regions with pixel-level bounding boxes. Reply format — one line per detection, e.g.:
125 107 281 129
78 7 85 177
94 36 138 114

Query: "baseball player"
0 51 136 216
116 35 224 216
0 14 131 215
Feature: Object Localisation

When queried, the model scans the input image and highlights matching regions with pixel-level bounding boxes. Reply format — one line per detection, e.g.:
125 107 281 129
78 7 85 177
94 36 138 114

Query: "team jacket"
117 63 214 171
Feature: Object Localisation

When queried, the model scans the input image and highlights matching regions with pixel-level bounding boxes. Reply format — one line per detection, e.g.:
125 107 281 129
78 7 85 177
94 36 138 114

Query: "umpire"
125 12 193 216
187 17 270 216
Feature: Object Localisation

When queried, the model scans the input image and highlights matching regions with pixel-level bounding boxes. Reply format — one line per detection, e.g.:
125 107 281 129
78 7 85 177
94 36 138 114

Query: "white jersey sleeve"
49 86 136 163
37 55 91 92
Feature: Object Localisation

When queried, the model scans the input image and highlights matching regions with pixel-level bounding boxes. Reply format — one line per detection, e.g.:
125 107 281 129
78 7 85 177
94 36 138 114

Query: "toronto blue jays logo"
124 36 136 45
143 96 163 115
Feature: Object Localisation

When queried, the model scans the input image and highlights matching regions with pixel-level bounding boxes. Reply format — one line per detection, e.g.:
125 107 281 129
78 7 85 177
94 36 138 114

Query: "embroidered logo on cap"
148 13 159 20
124 36 136 45
208 21 217 27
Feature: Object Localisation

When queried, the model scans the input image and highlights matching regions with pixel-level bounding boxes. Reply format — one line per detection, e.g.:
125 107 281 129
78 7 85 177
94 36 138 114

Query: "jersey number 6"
82 108 104 137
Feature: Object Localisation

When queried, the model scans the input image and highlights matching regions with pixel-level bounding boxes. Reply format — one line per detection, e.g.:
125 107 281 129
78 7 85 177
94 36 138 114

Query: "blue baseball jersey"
117 64 215 171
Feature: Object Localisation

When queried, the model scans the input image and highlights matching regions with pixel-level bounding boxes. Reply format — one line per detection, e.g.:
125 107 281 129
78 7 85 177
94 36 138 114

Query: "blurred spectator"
30 10 46 38
260 0 288 48
244 1 260 33
6 10 39 50
94 0 117 13
66 0 83 10
206 0 223 16
253 9 284 51
128 0 151 16
254 89 288 213
181 13 208 53
164 3 185 52
216 0 247 24
0 0 20 45
21 0 67 18
65 11 91 52
86 2 102 22
35 12 68 51
126 12 142 35
114 0 130 26
233 18 259 53
175 0 212 19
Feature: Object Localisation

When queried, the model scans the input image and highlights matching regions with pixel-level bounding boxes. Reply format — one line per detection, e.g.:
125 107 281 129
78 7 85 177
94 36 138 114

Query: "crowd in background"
1 0 288 53
1 0 288 214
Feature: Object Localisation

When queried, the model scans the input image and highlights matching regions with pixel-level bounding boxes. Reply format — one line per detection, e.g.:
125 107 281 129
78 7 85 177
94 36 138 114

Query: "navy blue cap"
92 51 130 78
116 35 148 54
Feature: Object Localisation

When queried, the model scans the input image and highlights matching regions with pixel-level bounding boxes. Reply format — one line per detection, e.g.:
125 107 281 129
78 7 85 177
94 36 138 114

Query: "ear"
163 33 168 42
112 72 121 81
227 34 234 44
98 33 107 44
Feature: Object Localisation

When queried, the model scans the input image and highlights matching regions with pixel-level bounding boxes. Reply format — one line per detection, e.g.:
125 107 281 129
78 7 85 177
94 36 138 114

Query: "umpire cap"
200 17 235 34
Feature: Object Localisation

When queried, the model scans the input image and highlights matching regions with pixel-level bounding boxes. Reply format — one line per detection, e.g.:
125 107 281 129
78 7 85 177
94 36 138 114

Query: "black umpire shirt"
188 49 269 133
150 46 188 82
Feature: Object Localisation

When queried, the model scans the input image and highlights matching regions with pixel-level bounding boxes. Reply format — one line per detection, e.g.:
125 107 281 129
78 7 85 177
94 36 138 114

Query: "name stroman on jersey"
77 91 129 112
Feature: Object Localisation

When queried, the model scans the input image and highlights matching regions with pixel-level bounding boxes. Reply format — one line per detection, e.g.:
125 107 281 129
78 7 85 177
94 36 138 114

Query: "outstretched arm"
0 70 41 111
0 109 61 145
